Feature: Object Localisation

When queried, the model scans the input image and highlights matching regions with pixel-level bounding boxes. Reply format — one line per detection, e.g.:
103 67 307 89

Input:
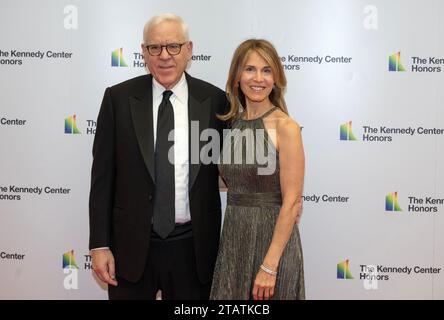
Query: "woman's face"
239 51 275 107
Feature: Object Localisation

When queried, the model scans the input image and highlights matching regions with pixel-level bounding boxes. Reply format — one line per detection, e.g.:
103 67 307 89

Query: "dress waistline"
227 192 282 207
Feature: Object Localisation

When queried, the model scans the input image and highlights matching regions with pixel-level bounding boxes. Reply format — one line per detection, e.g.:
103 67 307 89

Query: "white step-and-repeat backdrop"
1 0 443 299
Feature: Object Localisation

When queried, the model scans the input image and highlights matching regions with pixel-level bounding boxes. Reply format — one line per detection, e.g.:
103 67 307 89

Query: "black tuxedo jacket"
89 73 228 284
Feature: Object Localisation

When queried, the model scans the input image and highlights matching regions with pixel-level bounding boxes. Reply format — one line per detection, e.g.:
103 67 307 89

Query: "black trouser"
109 229 210 300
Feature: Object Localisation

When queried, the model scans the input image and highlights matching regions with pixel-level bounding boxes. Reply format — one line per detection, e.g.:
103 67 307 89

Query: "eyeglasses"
145 42 188 56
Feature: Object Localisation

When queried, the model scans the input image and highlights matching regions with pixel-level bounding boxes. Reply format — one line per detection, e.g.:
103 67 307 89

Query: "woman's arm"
263 117 304 269
252 117 305 300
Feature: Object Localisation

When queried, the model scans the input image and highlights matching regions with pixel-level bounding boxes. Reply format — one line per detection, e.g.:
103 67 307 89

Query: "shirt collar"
152 73 187 104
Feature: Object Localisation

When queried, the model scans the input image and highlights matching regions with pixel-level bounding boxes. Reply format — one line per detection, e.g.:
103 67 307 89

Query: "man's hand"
90 249 118 286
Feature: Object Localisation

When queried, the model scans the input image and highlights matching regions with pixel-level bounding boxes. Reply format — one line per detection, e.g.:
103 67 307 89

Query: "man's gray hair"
143 13 189 44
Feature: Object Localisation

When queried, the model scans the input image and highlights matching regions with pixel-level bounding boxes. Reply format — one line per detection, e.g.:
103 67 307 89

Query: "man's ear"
187 41 193 57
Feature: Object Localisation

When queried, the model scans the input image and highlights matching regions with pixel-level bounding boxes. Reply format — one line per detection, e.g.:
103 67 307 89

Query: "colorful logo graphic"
63 250 79 269
340 121 357 141
111 48 128 67
389 52 406 72
64 115 81 134
337 259 354 279
386 192 402 211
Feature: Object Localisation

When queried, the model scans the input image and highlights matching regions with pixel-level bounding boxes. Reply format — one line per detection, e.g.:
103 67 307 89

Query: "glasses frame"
145 42 188 56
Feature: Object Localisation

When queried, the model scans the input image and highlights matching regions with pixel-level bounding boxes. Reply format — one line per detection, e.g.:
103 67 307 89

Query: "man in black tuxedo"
89 13 227 299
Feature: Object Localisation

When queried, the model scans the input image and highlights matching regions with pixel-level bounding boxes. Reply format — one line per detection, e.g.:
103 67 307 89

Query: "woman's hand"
252 268 276 300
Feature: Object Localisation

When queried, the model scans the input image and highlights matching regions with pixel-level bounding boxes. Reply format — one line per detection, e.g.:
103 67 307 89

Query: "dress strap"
260 106 279 119
239 106 279 122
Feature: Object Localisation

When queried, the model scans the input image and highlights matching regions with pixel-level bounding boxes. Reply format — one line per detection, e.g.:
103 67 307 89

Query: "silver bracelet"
260 264 277 276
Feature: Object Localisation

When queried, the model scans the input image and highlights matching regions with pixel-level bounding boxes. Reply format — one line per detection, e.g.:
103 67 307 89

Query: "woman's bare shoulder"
274 111 301 135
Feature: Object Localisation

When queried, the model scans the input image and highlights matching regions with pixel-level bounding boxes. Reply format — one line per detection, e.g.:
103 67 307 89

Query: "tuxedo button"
148 194 153 201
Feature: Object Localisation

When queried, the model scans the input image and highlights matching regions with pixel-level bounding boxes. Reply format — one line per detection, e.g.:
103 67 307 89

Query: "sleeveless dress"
210 107 305 300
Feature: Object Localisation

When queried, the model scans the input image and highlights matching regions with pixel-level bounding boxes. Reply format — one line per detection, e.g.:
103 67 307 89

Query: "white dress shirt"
152 73 190 223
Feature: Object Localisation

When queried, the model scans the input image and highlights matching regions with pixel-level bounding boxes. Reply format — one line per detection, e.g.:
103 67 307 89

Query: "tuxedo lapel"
187 74 211 190
129 75 155 182
128 74 212 188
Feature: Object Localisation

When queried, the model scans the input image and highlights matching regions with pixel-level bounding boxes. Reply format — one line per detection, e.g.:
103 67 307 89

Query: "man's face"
142 20 193 89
